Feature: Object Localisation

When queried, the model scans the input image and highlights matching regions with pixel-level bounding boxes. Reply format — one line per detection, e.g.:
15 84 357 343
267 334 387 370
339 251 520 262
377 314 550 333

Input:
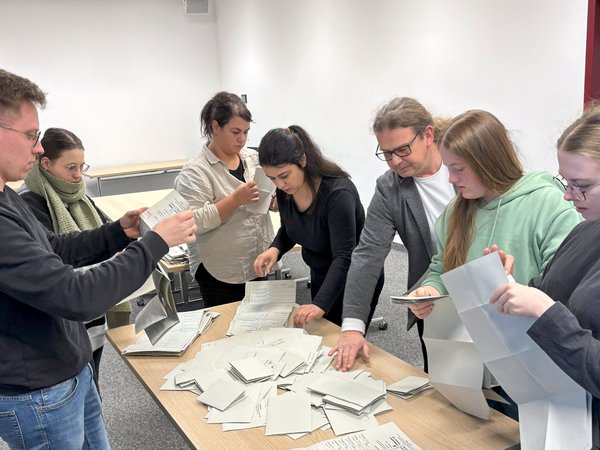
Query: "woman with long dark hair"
253 125 383 327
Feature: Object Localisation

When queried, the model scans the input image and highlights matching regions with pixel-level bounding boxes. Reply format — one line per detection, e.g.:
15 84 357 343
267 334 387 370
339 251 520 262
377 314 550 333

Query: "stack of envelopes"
386 375 432 399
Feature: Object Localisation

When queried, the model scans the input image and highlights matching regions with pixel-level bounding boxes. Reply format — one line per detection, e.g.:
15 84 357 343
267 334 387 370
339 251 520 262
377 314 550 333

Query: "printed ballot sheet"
140 189 189 235
293 421 422 450
227 280 296 336
440 252 592 450
245 166 276 214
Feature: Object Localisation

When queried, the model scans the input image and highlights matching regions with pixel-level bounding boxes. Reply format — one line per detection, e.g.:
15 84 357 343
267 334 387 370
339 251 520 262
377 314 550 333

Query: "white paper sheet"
139 189 189 235
197 379 245 411
245 166 276 214
265 392 312 436
423 296 491 419
441 252 592 449
293 421 422 450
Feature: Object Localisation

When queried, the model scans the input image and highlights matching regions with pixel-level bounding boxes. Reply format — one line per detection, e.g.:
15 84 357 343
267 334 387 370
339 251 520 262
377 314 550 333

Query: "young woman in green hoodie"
408 109 581 315
406 109 582 420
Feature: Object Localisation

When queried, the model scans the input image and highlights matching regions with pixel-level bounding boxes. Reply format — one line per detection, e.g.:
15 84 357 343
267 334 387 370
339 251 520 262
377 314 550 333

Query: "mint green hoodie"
422 171 582 294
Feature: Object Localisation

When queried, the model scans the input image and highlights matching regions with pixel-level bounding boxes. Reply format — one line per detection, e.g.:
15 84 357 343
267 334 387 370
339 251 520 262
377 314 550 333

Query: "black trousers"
195 264 266 308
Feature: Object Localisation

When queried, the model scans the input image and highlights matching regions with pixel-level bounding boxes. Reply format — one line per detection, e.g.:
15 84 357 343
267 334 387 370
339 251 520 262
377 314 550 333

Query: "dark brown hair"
258 125 349 197
200 91 252 138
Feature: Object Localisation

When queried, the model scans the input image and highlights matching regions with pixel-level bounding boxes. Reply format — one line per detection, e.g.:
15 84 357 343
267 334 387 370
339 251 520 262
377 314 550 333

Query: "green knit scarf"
24 162 103 234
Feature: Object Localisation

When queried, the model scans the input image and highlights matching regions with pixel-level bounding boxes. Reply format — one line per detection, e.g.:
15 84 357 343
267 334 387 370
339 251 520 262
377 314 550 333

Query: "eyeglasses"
375 130 421 161
0 123 41 148
554 174 600 201
64 163 90 174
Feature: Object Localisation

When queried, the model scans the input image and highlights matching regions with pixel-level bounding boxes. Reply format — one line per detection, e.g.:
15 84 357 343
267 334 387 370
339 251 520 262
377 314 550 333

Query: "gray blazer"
342 170 437 330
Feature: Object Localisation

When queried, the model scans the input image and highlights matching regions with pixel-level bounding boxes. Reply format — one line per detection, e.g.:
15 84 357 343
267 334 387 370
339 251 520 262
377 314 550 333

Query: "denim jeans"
0 364 110 450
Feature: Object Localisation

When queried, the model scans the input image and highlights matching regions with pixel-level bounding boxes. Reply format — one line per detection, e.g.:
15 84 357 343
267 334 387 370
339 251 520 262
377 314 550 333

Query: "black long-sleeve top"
528 220 600 448
271 177 365 319
0 187 168 394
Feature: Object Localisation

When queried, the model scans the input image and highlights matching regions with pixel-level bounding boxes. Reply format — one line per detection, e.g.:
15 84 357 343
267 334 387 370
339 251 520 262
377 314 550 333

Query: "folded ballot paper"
134 266 180 344
139 189 189 236
387 376 432 399
391 294 448 305
245 166 276 214
440 252 592 450
160 327 395 439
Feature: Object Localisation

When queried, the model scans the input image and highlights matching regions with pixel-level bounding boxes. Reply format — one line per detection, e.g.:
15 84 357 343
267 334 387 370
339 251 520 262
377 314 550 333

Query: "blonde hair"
441 110 523 270
557 104 600 159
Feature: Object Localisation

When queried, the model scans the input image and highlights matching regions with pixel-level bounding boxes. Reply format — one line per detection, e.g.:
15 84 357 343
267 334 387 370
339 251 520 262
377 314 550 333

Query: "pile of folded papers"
160 327 405 440
162 244 189 264
122 309 219 356
386 375 432 399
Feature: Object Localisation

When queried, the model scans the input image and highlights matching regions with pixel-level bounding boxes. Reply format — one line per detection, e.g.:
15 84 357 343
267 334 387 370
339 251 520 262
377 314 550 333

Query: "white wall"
1 0 588 203
0 0 220 167
215 0 588 204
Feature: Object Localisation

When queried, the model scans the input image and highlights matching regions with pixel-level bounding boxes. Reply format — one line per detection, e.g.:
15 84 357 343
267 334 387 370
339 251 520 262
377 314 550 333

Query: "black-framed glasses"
375 130 421 161
0 123 41 148
64 163 90 174
554 174 600 201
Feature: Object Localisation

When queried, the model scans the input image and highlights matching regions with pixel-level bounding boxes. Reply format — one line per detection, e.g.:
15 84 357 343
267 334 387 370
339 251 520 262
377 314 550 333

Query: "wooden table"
106 302 520 450
84 159 187 195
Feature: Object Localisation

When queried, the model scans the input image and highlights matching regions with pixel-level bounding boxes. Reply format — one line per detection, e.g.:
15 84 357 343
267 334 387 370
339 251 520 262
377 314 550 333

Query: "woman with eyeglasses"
253 125 384 327
407 109 582 418
20 127 128 392
489 106 600 448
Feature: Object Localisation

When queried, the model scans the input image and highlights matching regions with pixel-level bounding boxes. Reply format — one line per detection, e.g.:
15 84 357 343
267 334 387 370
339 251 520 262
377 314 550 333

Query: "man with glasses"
0 69 197 449
330 97 455 372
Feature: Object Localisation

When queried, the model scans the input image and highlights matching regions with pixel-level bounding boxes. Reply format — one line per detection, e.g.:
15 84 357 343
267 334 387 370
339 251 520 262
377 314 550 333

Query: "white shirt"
341 163 455 334
413 163 456 249
174 144 274 284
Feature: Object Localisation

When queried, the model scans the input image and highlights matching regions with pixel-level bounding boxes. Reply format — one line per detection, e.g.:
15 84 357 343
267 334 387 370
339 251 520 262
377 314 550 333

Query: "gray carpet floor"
1 244 421 450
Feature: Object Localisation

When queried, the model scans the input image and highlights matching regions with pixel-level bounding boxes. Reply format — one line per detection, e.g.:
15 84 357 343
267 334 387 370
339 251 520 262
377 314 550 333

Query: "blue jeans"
0 364 110 450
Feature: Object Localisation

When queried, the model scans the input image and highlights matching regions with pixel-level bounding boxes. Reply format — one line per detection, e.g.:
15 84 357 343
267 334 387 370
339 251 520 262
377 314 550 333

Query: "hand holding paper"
391 294 448 305
152 210 197 247
489 282 554 317
245 166 276 214
406 286 441 319
119 207 148 238
482 244 515 275
139 189 190 235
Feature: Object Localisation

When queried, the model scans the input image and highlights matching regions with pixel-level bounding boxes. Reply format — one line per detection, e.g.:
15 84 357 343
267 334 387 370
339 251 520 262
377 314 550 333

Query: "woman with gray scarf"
20 127 131 391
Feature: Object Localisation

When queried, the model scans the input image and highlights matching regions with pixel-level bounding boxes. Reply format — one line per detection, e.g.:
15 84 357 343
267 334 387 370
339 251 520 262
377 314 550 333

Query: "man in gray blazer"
330 97 455 372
